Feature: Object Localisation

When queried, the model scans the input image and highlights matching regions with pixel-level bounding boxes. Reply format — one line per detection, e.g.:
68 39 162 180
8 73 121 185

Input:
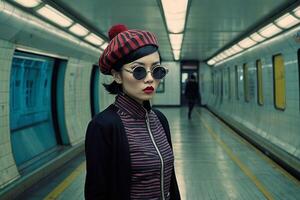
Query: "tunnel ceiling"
51 0 297 62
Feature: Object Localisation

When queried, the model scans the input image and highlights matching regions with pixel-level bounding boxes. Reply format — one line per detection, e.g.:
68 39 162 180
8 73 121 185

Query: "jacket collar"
114 93 151 119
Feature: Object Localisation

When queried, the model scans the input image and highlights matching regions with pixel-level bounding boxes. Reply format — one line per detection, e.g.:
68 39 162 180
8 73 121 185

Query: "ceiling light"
84 33 104 46
213 56 219 62
169 33 183 50
13 0 41 8
210 57 218 63
219 53 227 59
173 50 180 60
214 54 222 62
207 59 216 65
161 0 188 33
275 13 300 29
250 32 266 42
258 23 282 38
37 5 73 27
293 6 300 18
238 37 257 48
69 23 89 36
232 44 243 52
217 56 224 61
219 53 226 60
100 42 108 50
224 48 235 56
0 1 101 55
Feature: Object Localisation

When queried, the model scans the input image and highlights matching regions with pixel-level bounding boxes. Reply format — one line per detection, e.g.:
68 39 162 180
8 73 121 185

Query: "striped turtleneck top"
114 93 174 200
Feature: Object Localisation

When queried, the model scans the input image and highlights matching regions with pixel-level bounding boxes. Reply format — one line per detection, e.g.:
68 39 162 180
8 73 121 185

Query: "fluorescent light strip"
275 13 300 29
211 45 244 65
169 33 183 50
173 50 180 60
258 23 282 38
224 48 235 56
219 53 227 59
207 59 216 65
250 32 266 42
37 5 73 27
69 23 89 36
213 57 219 62
100 42 108 50
161 0 188 33
238 37 257 48
211 6 300 66
232 44 243 52
215 54 222 61
13 0 41 8
2 1 101 55
293 6 300 18
84 33 104 46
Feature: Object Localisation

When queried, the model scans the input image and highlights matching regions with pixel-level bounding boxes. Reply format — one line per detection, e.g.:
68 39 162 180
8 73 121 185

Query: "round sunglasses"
123 66 168 80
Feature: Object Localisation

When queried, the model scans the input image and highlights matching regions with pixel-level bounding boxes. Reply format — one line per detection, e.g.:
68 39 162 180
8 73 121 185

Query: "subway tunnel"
0 0 300 199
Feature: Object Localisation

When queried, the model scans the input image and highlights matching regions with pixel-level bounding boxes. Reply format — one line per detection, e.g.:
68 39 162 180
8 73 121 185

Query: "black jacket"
85 104 181 200
185 80 199 100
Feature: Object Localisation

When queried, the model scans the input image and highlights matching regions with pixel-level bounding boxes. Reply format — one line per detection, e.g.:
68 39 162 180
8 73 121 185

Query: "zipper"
145 113 165 200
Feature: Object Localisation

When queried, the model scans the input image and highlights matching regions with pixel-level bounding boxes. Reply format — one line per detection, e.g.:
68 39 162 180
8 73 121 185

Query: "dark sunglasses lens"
133 67 146 80
153 67 166 79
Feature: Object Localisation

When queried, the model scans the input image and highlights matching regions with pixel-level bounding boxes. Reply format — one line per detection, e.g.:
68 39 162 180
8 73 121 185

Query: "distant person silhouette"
184 74 200 119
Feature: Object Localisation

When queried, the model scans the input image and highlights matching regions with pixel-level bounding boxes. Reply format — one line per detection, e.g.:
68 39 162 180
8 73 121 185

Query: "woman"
84 24 181 200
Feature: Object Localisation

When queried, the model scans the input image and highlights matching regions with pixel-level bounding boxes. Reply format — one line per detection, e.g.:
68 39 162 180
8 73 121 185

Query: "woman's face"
114 51 161 104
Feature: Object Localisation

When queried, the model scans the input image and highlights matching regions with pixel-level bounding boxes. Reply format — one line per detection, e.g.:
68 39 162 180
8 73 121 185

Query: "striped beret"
99 24 159 75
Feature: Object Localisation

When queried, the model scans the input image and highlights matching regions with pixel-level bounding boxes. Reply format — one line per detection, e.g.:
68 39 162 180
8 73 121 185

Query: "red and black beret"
99 24 159 75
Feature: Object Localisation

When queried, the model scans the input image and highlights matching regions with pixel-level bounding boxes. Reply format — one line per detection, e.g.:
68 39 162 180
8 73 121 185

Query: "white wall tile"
152 62 180 105
0 39 20 188
203 27 300 161
64 58 94 145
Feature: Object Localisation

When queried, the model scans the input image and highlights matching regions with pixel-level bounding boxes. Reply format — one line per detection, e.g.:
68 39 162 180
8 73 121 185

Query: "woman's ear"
111 69 122 84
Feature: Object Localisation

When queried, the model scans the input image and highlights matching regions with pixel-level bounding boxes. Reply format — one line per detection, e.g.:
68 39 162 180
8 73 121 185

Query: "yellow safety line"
202 108 300 185
43 161 86 200
195 110 274 200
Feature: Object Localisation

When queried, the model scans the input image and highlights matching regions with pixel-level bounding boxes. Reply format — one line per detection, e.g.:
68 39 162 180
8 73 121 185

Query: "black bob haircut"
103 45 161 94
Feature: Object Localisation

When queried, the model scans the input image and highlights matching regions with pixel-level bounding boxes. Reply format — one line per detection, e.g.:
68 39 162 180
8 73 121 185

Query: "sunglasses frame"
123 66 169 80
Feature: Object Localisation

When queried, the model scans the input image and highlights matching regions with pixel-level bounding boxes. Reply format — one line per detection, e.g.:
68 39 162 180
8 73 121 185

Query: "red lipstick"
143 86 154 94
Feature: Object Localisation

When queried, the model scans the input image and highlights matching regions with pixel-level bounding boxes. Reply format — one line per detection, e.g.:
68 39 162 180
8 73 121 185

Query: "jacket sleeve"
170 169 181 200
84 119 112 199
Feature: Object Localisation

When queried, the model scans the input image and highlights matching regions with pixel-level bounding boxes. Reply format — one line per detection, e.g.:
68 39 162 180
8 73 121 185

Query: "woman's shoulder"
91 104 121 126
85 104 122 147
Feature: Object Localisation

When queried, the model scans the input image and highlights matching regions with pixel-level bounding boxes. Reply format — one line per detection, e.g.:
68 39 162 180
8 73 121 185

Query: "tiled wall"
199 63 212 106
152 61 181 105
202 26 300 160
0 41 99 189
0 39 19 188
64 58 94 145
99 73 115 111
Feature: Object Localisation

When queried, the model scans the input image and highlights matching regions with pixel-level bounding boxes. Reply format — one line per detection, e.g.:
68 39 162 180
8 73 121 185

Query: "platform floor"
17 107 300 200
